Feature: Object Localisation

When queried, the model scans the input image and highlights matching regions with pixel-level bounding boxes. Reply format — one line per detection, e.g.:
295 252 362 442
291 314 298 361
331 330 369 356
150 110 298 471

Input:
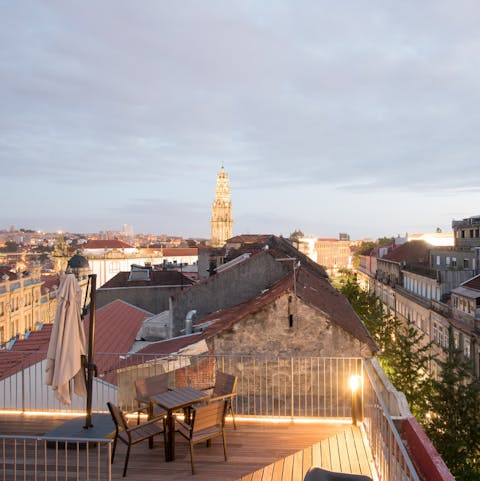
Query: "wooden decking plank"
353 426 374 477
291 450 304 481
251 467 264 481
311 442 322 467
344 427 362 475
240 474 254 481
271 458 285 481
336 428 351 473
320 437 331 470
302 444 312 478
328 435 342 473
261 462 275 481
281 454 294 481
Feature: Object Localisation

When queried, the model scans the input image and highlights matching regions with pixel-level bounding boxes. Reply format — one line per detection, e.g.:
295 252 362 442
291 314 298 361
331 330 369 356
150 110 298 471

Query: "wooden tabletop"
151 386 210 411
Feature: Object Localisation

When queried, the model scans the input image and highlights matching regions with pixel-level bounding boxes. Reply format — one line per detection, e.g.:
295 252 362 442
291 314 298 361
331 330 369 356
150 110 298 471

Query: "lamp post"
67 252 97 429
349 374 362 425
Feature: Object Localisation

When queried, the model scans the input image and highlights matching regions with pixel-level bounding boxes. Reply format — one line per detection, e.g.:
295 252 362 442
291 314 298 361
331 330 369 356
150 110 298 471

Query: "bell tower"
210 166 233 247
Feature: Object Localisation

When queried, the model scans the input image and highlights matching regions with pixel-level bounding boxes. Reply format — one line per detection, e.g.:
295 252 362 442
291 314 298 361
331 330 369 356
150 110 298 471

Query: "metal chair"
107 402 166 477
304 467 373 481
208 371 238 429
175 399 228 474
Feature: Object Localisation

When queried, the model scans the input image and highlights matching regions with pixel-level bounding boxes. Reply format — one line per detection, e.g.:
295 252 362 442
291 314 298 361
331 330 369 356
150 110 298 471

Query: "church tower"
210 166 233 247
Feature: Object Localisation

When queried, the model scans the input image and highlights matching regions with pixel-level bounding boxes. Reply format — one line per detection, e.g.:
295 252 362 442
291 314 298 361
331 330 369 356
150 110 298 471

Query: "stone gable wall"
213 293 368 358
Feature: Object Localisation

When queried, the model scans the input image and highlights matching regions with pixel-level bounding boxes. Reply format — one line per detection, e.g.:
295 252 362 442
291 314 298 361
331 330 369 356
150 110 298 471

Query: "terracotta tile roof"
295 268 376 350
138 267 377 356
0 301 152 384
161 248 198 257
139 247 198 257
135 334 204 356
195 267 376 351
381 240 430 265
82 240 135 249
41 275 60 294
83 300 153 382
226 234 273 244
0 324 53 380
100 270 195 288
461 274 480 292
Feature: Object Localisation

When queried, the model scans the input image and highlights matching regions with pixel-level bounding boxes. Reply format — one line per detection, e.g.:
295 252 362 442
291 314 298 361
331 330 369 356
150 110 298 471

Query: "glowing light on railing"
349 374 361 392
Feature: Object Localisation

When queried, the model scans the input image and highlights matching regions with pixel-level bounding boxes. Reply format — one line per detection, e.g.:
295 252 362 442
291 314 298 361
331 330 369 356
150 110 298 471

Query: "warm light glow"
232 416 351 425
1 410 84 418
349 375 361 392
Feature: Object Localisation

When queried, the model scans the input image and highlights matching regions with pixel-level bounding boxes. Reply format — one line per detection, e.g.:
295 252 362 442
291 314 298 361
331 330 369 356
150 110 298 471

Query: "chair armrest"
210 393 235 402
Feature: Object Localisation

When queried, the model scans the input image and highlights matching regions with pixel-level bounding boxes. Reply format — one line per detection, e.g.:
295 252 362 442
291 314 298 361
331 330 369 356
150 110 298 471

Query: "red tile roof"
83 300 153 382
82 240 135 249
461 274 480 292
226 234 273 244
136 267 377 356
0 301 153 384
41 275 60 294
133 334 204 356
0 324 53 380
381 240 430 265
100 270 195 288
161 248 198 257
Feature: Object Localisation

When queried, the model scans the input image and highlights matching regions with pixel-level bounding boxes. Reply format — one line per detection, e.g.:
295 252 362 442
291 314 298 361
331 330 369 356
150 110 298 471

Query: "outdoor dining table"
150 386 210 461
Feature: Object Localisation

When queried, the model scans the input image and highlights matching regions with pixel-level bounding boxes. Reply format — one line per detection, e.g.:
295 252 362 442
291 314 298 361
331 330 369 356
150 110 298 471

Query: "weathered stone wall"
96 285 185 313
171 251 289 336
212 293 367 357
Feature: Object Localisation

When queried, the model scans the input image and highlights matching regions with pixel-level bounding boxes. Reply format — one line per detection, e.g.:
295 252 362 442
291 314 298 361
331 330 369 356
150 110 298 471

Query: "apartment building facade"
356 216 480 377
0 268 57 346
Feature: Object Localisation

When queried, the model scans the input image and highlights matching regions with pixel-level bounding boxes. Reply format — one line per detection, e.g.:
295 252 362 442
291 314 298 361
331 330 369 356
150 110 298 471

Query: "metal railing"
363 361 420 481
0 351 421 481
0 435 112 481
0 351 362 419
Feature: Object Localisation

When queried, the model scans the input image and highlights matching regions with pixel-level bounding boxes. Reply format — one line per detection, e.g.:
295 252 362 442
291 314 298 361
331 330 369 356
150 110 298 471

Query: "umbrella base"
45 413 114 449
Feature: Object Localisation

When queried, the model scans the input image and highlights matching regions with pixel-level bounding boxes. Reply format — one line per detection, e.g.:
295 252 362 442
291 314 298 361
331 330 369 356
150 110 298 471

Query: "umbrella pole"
84 274 97 428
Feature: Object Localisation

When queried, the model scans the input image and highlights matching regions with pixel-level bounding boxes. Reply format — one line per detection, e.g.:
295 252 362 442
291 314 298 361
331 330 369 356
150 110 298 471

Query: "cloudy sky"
2 1 480 240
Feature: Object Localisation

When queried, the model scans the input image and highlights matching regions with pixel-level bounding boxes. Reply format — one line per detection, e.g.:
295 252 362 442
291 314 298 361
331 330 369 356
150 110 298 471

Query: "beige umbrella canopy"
45 273 87 405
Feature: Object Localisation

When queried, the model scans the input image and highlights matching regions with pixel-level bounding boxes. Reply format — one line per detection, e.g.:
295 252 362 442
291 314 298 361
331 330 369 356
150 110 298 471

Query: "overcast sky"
2 1 480 240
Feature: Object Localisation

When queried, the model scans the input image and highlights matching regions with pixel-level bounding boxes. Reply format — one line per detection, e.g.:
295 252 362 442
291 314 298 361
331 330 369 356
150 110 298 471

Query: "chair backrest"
191 400 227 436
213 371 237 398
107 402 129 431
135 373 169 401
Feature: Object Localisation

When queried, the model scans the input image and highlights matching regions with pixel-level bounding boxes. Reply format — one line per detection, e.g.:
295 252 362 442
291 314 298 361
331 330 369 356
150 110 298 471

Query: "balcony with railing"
0 352 425 481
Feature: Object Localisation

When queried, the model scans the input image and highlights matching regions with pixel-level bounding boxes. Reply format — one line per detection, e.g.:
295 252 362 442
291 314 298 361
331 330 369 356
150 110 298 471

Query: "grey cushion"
304 467 373 481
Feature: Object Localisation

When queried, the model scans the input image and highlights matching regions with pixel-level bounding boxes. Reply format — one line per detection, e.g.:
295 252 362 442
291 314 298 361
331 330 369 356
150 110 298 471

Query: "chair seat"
120 421 164 445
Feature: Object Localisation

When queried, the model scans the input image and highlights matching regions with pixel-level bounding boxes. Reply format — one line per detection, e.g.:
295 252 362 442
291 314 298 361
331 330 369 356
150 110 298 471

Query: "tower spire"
210 166 233 247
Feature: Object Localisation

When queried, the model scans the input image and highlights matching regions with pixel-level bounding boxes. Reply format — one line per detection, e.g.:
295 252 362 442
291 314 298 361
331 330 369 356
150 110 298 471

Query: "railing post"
21 352 25 413
290 357 294 418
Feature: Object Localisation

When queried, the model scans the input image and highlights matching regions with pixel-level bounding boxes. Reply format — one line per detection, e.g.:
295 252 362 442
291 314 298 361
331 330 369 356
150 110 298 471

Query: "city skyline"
2 2 480 240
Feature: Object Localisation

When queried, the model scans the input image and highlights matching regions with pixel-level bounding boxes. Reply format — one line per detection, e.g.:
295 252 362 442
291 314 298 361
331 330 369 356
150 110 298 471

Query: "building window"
436 256 440 266
451 257 457 268
464 339 471 359
446 256 451 266
464 259 469 268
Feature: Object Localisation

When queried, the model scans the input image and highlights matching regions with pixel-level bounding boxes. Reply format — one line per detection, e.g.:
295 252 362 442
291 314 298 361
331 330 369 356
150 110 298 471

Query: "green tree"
381 317 433 419
339 275 390 351
425 329 480 481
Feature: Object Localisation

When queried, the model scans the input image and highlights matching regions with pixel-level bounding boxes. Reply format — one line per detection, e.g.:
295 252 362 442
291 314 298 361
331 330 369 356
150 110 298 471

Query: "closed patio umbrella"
45 273 87 405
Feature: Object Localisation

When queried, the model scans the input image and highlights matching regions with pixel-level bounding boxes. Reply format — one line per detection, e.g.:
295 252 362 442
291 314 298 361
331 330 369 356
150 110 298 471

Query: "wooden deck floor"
0 415 375 481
